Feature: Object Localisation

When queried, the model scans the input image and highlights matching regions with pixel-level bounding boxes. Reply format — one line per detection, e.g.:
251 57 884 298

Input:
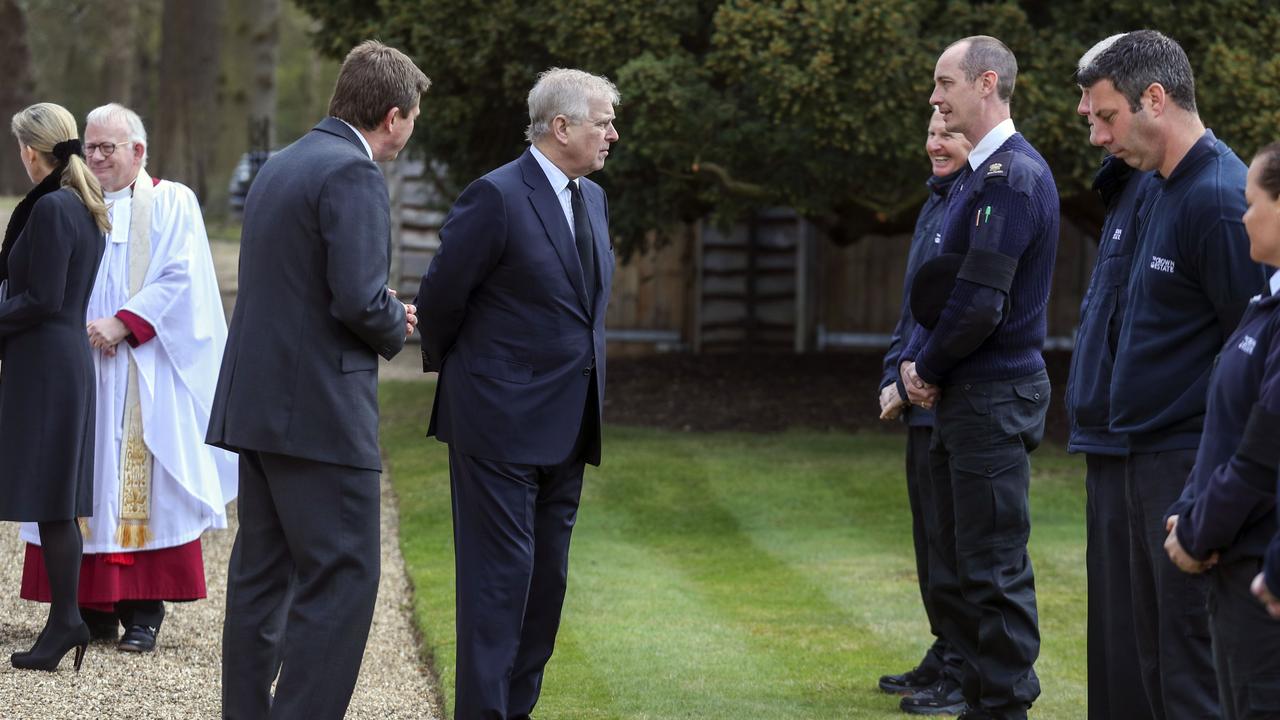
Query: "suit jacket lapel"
519 150 591 314
583 184 612 318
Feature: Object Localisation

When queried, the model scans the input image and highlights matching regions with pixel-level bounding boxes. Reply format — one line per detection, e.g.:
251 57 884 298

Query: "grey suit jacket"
207 118 406 471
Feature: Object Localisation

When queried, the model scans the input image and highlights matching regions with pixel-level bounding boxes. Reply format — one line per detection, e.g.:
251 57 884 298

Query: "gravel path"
0 208 441 718
0 476 441 719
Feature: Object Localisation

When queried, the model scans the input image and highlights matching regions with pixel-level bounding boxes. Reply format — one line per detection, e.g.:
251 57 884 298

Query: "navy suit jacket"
416 148 613 466
207 118 407 471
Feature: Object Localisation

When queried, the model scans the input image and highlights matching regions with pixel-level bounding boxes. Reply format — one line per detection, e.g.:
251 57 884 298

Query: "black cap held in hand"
909 253 964 329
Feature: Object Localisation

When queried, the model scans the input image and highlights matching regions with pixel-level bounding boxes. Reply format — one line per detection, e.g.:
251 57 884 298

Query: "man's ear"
980 70 999 98
132 141 146 164
380 106 403 134
550 114 571 144
1144 83 1167 116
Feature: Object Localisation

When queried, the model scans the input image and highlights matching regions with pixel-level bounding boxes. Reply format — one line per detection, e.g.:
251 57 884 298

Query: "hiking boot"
879 663 942 695
900 679 966 715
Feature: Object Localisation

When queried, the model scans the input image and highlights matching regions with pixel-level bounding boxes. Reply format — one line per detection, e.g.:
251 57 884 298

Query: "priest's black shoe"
878 662 941 695
10 622 90 672
81 608 120 641
900 679 966 715
117 624 158 653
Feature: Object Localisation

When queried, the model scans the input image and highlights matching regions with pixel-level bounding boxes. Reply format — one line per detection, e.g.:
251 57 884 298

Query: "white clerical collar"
335 117 374 160
968 118 1017 170
530 144 574 195
1270 269 1280 297
104 185 133 200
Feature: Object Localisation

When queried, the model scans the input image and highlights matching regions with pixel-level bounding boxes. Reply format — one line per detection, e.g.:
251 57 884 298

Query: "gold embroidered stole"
115 170 155 549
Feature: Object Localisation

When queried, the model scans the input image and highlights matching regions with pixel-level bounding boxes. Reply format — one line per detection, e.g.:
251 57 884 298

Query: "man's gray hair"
1077 33 1127 74
947 35 1018 103
525 68 619 144
86 103 148 167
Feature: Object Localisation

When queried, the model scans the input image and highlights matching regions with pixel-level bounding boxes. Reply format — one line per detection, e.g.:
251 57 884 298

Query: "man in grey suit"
416 68 618 720
207 40 428 719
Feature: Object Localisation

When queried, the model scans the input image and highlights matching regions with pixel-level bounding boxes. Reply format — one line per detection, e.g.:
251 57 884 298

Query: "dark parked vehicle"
227 150 273 216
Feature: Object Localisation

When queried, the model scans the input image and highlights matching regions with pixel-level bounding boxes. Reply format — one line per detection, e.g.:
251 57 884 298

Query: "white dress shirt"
530 144 583 237
968 118 1017 170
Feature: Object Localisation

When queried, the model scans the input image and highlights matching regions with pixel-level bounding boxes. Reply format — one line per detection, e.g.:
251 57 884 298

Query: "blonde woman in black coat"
3 102 108 671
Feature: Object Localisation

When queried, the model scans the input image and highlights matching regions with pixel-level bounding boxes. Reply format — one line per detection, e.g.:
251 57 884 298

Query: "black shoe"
81 608 119 641
10 622 90 672
957 709 997 720
901 679 966 715
879 663 942 695
117 624 158 653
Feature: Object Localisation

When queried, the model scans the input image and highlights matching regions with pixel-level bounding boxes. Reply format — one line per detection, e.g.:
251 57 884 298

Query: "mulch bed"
603 350 1072 443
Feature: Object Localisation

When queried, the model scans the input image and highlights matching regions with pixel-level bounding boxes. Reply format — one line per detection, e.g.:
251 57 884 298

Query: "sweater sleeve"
914 183 1034 384
1178 317 1280 559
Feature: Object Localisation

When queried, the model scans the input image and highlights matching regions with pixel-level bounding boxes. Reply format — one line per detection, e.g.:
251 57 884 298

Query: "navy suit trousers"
449 407 590 720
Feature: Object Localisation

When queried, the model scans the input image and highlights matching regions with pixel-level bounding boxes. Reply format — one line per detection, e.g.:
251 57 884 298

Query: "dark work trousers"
906 426 964 681
1209 558 1280 720
221 450 382 720
1126 450 1219 720
450 418 588 720
927 370 1050 720
1085 454 1154 720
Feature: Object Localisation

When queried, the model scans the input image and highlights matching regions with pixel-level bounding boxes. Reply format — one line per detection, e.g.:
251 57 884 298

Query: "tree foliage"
295 0 1280 255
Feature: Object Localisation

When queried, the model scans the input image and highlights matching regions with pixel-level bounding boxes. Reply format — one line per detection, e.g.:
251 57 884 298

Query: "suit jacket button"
583 368 591 376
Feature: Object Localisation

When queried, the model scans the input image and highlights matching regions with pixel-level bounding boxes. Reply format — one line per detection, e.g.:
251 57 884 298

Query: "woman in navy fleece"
1165 142 1280 718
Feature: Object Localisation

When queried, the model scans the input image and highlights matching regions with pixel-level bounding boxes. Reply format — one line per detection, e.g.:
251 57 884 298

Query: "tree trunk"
0 0 36 194
247 0 280 151
153 0 225 203
101 0 138 106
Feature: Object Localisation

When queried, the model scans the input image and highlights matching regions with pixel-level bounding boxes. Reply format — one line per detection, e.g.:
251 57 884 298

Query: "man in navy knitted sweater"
1077 30 1264 720
899 36 1057 720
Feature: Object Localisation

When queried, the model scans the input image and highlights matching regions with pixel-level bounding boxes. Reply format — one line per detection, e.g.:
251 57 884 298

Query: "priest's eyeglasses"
85 141 131 158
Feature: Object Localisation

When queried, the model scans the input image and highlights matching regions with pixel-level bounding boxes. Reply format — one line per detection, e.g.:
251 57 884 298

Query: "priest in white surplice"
19 103 237 653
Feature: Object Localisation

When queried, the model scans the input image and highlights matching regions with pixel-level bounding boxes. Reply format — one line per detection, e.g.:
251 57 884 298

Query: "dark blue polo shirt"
1109 130 1265 452
1064 157 1153 455
1170 283 1280 564
881 171 959 428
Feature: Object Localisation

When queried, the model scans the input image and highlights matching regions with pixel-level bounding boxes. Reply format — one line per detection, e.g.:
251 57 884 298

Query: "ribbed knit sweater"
903 133 1059 385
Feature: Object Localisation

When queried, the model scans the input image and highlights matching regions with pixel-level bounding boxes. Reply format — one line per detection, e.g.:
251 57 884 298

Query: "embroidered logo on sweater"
1150 255 1175 274
1239 335 1257 355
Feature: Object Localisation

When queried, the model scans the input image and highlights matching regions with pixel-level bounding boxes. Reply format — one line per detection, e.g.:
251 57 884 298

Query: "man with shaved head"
899 36 1059 720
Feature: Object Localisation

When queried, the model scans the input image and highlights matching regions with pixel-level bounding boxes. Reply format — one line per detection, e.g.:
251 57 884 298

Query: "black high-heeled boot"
10 622 90 672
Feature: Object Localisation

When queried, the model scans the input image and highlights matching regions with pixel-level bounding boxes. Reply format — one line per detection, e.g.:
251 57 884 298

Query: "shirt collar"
335 117 373 160
967 118 1017 170
1270 268 1280 297
530 144 573 195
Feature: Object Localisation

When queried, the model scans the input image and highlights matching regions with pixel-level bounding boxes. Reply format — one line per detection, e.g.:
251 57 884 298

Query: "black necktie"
568 180 596 296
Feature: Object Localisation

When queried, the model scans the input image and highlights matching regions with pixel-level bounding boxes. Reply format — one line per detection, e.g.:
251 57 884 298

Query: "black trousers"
1209 558 1280 720
1126 450 1219 720
928 370 1050 720
1085 454 1154 720
82 600 166 630
906 425 963 680
449 437 586 720
221 450 382 720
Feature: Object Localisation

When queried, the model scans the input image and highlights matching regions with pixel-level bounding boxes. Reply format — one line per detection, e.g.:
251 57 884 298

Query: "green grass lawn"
380 381 1087 719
